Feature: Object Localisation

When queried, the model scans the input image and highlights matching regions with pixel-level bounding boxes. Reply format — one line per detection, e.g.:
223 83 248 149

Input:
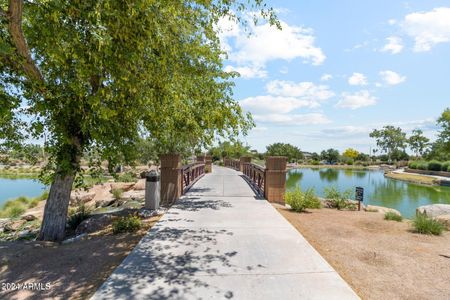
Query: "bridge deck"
92 166 358 299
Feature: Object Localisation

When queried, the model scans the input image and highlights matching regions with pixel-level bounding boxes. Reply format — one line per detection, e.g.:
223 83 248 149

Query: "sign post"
355 187 364 211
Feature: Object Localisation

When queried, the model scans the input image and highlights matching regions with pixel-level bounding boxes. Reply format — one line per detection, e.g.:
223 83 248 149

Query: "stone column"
239 156 252 172
205 155 212 173
160 154 182 206
264 156 287 205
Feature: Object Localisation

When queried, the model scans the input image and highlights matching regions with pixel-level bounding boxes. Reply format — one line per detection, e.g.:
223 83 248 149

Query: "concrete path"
92 166 359 300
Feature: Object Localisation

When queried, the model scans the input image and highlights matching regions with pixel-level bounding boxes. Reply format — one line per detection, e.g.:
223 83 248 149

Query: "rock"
122 190 145 200
95 198 118 208
70 191 96 205
17 230 33 239
75 214 113 234
110 182 135 192
3 219 26 232
416 204 450 218
21 214 37 222
62 233 88 244
436 214 450 230
133 179 146 191
366 205 401 216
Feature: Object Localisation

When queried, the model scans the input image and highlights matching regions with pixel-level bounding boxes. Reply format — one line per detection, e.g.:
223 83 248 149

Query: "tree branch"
7 0 44 83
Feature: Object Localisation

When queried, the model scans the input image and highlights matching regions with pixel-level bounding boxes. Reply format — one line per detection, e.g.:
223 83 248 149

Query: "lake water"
287 168 450 218
0 177 47 207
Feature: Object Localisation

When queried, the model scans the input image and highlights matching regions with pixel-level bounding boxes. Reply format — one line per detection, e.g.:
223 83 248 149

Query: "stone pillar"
264 156 287 205
239 156 252 172
205 155 212 173
160 154 182 206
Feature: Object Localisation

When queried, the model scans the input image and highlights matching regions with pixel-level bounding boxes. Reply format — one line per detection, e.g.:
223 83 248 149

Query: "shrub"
112 216 142 234
384 211 402 222
285 187 321 212
67 204 91 230
117 172 137 183
7 205 26 218
413 214 445 235
427 160 442 171
324 187 356 210
111 188 124 200
408 161 418 169
417 161 428 170
442 161 450 172
311 160 320 165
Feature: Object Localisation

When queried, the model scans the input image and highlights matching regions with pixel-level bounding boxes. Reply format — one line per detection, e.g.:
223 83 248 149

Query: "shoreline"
290 164 379 170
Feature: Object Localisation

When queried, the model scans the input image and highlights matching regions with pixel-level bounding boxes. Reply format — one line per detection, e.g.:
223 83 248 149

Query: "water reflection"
287 168 450 217
318 169 339 182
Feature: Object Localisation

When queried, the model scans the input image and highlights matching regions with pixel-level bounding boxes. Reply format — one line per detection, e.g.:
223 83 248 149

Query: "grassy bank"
0 191 49 218
385 172 438 186
0 167 41 179
294 164 374 170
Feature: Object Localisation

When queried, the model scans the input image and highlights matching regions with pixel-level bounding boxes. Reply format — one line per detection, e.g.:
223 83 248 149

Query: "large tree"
265 143 303 162
429 107 450 160
0 0 277 241
408 129 430 158
320 148 339 164
369 126 407 162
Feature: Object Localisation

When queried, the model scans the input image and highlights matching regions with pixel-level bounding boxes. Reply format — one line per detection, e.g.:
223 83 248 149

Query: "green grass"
384 211 402 222
412 214 446 235
0 191 49 218
111 188 124 200
112 216 141 234
285 187 321 212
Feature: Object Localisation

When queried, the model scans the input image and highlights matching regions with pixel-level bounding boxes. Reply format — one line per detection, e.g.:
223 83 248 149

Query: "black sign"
355 187 364 202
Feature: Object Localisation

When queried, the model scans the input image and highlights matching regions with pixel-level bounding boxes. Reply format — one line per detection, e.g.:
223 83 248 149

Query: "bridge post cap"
265 156 287 170
145 170 160 182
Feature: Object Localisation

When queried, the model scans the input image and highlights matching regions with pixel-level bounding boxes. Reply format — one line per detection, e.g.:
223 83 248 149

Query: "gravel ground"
0 216 161 300
276 206 450 300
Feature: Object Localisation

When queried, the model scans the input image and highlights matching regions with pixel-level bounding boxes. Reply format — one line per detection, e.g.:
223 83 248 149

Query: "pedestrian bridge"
92 163 359 299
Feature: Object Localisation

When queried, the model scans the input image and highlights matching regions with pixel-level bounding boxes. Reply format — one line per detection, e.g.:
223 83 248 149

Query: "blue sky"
219 1 450 153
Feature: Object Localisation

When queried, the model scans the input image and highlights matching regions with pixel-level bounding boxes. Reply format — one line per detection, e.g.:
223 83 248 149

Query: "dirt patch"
0 216 161 300
276 207 450 300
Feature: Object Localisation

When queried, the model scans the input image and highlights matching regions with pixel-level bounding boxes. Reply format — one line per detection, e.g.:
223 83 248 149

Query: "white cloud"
218 16 325 78
379 70 406 85
320 74 333 81
240 95 317 114
265 80 335 100
224 65 267 79
336 90 377 109
402 7 450 52
253 113 331 125
348 73 368 86
388 19 397 25
381 36 404 54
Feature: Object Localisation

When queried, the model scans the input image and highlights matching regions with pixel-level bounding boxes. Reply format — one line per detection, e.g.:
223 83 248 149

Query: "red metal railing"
242 163 265 196
223 158 240 170
181 162 205 194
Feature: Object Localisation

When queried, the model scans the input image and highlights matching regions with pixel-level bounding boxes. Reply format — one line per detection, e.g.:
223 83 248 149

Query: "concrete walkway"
92 166 359 300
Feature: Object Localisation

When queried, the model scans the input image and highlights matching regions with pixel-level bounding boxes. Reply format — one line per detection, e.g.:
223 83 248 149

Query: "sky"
218 1 450 153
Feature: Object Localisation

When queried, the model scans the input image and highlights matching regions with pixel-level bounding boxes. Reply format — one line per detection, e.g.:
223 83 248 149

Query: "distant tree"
408 129 430 158
265 143 303 162
311 152 320 161
428 108 450 161
320 148 340 164
342 148 359 160
356 153 369 162
208 141 251 161
369 126 407 161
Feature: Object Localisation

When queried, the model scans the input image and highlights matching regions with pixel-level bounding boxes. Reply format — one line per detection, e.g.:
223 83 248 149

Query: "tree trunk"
38 172 75 241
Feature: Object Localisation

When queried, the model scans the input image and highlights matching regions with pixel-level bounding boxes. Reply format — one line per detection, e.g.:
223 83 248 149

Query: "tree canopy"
208 140 251 160
0 0 277 241
369 126 407 161
320 148 339 164
265 143 303 162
